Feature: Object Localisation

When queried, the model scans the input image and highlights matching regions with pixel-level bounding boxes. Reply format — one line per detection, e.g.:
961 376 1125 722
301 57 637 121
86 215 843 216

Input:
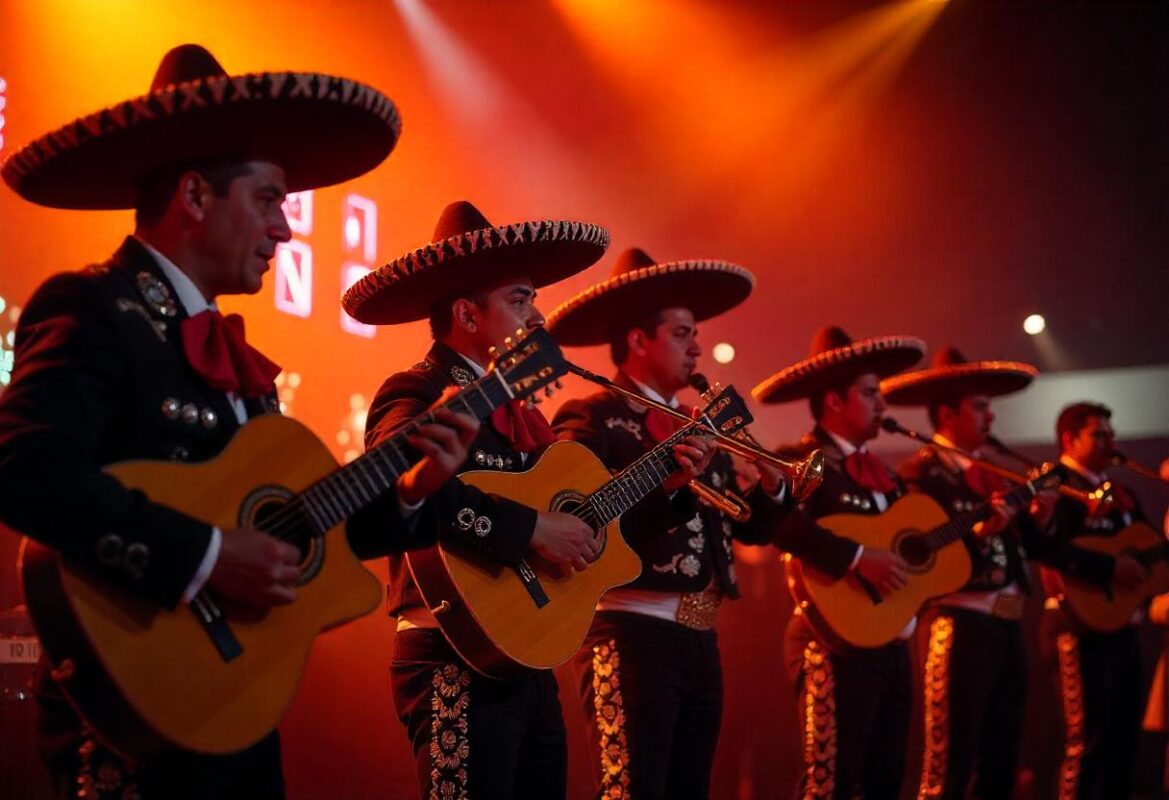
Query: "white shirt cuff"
398 493 426 519
182 526 222 604
847 543 865 572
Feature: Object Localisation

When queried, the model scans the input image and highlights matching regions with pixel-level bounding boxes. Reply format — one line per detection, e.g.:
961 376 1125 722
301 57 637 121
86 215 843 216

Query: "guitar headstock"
487 328 569 405
1028 467 1063 495
698 385 754 436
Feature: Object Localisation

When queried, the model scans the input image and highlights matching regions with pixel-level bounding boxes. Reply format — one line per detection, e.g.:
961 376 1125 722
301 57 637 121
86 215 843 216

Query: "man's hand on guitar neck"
972 493 1019 539
397 393 482 507
663 435 716 492
209 529 301 608
531 512 599 572
854 548 909 596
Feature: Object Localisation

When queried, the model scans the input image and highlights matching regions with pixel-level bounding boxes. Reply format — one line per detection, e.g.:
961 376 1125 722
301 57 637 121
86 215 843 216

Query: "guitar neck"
294 371 516 533
919 479 1038 552
584 424 698 527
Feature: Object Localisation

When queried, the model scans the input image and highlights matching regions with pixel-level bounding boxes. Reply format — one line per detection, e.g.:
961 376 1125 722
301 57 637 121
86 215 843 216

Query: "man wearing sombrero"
753 325 926 800
881 347 1081 798
346 199 609 799
0 45 471 798
547 248 813 798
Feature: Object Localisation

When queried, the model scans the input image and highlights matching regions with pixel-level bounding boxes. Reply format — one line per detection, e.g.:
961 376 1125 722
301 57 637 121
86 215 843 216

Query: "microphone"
688 373 712 394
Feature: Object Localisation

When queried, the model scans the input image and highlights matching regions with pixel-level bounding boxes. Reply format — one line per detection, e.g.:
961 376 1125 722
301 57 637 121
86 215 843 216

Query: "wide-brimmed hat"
544 247 755 346
752 326 925 404
342 200 609 325
880 346 1038 406
1 44 402 209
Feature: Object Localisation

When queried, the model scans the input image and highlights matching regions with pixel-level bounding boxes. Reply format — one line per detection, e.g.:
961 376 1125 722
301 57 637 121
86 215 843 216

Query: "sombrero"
544 247 755 346
342 200 610 325
1 43 401 209
752 326 925 404
880 346 1038 406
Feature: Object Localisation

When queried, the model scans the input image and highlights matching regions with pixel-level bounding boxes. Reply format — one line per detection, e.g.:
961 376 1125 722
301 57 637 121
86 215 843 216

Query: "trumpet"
564 361 825 501
881 418 1112 510
1111 451 1168 484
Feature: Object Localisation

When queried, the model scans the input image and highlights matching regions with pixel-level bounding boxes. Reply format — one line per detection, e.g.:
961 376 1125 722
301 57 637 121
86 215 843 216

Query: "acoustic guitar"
19 329 567 757
786 472 1059 651
407 385 753 678
1044 521 1169 632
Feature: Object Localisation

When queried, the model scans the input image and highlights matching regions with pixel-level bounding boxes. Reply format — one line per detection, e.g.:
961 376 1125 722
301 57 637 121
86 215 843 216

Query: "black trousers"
783 614 911 800
572 610 723 800
35 661 284 800
390 627 567 800
915 606 1026 800
1040 608 1143 800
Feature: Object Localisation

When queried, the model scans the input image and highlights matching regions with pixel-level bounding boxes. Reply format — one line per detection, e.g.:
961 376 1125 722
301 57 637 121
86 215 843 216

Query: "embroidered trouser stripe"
1056 632 1086 800
800 640 837 799
429 664 471 800
591 639 631 799
918 615 955 799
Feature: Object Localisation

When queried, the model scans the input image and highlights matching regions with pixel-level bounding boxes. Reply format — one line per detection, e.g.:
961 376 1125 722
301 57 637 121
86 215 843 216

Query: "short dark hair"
429 290 490 340
1056 402 1112 451
927 394 965 429
134 157 254 227
809 376 861 422
609 309 666 366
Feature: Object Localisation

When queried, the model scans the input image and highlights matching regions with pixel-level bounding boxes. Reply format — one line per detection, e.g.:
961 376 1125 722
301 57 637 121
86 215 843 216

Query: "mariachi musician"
0 45 451 799
546 247 808 799
753 325 926 800
1042 401 1151 799
344 200 609 800
880 347 1063 799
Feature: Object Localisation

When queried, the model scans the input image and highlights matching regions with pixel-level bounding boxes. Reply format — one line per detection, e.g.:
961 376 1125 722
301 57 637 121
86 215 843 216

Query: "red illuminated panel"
0 77 7 154
340 263 375 338
342 194 378 264
282 191 313 237
274 240 313 318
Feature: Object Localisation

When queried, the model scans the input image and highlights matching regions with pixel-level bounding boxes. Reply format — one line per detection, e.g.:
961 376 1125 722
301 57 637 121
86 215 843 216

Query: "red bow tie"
844 450 896 494
645 406 694 444
180 310 281 399
490 400 556 454
963 463 1013 499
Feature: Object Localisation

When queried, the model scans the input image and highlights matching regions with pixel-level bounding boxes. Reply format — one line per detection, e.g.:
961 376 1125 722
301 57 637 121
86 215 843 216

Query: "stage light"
712 342 736 364
1023 314 1046 335
342 194 378 264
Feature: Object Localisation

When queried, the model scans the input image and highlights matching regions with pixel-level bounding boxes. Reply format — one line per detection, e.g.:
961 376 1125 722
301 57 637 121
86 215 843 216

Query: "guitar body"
786 493 973 650
19 415 382 756
1046 522 1169 633
407 440 642 678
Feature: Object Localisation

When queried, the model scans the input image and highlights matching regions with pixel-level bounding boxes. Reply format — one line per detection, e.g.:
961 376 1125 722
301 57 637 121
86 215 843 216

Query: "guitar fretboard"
918 480 1039 552
580 424 699 528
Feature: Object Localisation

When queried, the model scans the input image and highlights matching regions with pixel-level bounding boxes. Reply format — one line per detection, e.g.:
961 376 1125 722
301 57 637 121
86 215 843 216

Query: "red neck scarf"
180 310 281 399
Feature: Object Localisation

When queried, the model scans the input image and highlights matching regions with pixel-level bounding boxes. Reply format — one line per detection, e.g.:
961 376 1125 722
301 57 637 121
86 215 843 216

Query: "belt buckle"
991 593 1025 621
676 587 722 630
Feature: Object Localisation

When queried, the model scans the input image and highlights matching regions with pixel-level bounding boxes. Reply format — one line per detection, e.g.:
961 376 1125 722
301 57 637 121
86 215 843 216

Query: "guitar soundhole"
240 485 325 584
896 533 932 570
550 490 606 563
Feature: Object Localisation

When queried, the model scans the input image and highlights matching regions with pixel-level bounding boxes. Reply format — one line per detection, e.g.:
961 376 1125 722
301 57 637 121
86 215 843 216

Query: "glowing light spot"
712 342 736 364
1023 314 1046 335
288 372 301 388
337 430 351 446
0 297 7 315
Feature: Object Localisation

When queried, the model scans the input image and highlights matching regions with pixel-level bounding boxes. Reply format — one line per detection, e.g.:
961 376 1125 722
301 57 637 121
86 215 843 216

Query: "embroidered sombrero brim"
880 361 1038 406
2 71 401 209
544 261 755 346
752 335 926 404
342 219 610 325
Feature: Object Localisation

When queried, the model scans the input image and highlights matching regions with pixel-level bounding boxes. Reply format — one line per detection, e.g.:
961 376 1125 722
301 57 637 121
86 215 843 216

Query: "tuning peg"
487 345 499 357
555 379 564 389
530 395 543 405
503 336 514 348
544 386 554 397
515 327 525 339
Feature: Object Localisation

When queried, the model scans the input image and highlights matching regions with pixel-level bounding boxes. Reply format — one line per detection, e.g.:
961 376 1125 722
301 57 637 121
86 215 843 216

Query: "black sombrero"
544 247 755 346
2 44 401 209
880 346 1038 406
342 200 610 325
752 326 926 404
